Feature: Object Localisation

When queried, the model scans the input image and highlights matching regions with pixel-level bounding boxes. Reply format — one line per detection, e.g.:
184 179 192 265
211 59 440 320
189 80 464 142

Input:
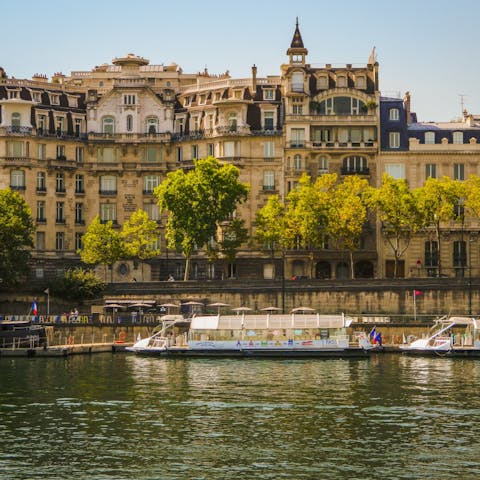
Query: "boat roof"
190 314 350 330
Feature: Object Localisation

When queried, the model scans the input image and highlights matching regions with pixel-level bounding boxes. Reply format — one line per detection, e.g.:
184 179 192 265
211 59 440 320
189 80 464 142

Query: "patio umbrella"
182 301 204 306
208 302 231 314
260 306 282 312
159 303 180 314
104 303 123 323
291 307 316 313
232 306 252 314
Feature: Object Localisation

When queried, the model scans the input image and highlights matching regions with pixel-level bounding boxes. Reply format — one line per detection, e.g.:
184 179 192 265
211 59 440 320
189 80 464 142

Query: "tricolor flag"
414 290 422 296
31 300 38 316
369 326 376 342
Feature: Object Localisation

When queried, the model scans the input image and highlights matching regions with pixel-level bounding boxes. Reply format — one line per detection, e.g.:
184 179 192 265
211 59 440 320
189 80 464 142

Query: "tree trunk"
349 250 355 279
184 256 190 281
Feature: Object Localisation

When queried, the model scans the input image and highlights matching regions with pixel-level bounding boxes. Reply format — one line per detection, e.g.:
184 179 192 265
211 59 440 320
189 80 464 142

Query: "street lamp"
469 235 474 316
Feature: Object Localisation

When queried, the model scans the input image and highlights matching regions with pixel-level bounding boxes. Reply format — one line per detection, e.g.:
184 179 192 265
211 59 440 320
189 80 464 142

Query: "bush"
51 268 105 301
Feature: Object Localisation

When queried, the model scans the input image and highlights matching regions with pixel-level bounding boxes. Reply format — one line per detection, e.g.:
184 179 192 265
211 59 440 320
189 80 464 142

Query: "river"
1 354 480 479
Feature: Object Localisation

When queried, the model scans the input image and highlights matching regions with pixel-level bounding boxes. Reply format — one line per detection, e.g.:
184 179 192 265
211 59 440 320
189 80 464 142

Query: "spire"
368 46 376 65
290 17 305 49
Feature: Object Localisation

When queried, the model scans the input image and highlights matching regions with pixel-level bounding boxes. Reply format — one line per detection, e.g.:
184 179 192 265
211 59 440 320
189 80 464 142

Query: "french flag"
31 300 38 316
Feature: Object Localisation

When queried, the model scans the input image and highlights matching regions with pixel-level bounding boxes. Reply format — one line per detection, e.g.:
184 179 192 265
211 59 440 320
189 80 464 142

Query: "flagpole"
413 289 416 322
44 288 50 316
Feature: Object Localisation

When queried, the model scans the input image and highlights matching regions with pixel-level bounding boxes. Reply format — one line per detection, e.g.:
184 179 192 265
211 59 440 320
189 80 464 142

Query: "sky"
3 0 479 122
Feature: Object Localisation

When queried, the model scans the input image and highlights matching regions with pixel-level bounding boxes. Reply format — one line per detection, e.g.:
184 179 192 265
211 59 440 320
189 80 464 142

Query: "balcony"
285 113 377 125
0 126 33 136
1 157 32 167
340 167 370 176
87 132 171 143
36 128 88 140
250 129 283 136
99 189 117 196
287 140 377 150
10 185 26 191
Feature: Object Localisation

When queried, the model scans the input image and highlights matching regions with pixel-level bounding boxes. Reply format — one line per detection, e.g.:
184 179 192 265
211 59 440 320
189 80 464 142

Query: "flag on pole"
44 288 49 295
414 290 422 296
369 326 376 343
31 300 38 316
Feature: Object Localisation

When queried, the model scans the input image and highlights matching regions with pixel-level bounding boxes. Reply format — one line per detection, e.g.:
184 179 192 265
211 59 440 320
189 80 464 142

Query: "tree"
155 156 249 280
80 216 125 281
414 176 463 276
365 174 422 278
121 209 160 279
327 176 369 279
0 189 35 287
50 267 105 301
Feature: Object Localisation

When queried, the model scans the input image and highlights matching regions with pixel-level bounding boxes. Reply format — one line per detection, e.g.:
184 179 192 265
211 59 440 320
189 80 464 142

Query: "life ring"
116 331 126 344
68 336 74 345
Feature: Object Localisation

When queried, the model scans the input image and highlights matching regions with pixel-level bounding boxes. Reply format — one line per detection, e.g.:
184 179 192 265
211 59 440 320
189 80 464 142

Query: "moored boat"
128 312 372 357
400 316 480 356
0 319 48 349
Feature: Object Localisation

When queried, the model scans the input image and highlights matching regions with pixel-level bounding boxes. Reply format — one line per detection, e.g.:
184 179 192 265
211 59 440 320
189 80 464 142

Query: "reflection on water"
1 354 480 479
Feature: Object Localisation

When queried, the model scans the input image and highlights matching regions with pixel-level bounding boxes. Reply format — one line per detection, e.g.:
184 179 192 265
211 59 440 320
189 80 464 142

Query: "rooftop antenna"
459 94 469 113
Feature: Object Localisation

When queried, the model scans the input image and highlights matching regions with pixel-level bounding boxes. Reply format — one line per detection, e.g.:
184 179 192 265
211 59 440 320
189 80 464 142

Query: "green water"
1 354 480 479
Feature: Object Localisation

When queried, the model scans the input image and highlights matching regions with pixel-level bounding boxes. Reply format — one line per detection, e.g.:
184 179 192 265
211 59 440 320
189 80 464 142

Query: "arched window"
11 112 21 127
294 154 302 170
146 117 159 134
126 115 133 132
102 117 115 135
342 156 368 175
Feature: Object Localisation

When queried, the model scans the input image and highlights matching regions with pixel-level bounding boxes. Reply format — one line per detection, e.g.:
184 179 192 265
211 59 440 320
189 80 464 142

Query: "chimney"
252 64 257 93
404 91 411 124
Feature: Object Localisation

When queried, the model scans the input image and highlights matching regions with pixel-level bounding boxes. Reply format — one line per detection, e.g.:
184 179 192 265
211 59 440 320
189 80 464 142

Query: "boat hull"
401 347 480 357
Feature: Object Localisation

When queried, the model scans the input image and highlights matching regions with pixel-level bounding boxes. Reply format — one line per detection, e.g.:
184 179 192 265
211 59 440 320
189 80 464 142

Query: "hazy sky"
3 0 479 122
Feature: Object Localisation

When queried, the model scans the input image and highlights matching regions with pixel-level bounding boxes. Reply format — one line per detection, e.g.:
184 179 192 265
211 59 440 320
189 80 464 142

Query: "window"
146 117 158 134
385 163 405 179
75 147 84 162
100 203 117 223
264 111 275 130
32 91 41 103
10 170 25 189
7 90 19 99
264 141 274 158
98 147 115 163
453 131 463 144
263 89 275 100
355 76 365 89
208 143 215 156
143 175 160 194
55 232 65 251
337 75 347 87
75 203 84 224
144 203 160 221
56 202 65 223
453 240 467 268
144 147 158 163
263 171 275 190
454 163 465 181
318 156 329 174
228 113 237 131
102 117 115 135
224 141 235 157
100 175 117 194
292 102 303 115
342 156 368 174
318 76 328 89
233 90 242 99
56 116 65 135
10 141 23 157
425 131 435 144
75 174 84 193
74 118 82 137
56 173 65 192
425 241 439 269
389 108 400 121
316 96 366 115
294 154 302 170
191 145 198 159
56 145 65 159
126 115 133 132
75 232 83 251
38 143 46 160
123 94 136 105
425 164 437 179
37 201 46 222
291 128 305 147
11 112 21 127
389 131 400 148
49 94 60 105
176 146 182 162
199 94 206 105
292 72 304 92
37 172 46 192
36 232 45 251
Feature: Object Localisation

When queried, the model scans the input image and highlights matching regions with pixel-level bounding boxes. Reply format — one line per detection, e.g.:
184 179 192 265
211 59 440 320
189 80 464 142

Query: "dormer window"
32 91 42 103
7 89 20 99
67 96 78 108
214 92 221 102
453 131 464 144
49 93 60 105
184 96 191 107
233 90 242 99
199 94 206 104
425 131 435 144
337 75 347 88
263 89 275 100
318 76 328 89
123 94 136 105
389 108 400 121
355 76 366 89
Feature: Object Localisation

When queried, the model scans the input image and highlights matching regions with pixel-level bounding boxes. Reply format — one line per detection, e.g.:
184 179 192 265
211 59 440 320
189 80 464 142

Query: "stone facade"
0 22 479 284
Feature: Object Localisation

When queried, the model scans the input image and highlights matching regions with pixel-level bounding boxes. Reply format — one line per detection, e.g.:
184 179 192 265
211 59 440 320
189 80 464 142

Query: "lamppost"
469 235 474 316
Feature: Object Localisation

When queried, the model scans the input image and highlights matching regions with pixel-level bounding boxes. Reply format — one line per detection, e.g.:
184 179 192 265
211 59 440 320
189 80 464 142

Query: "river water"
1 354 480 479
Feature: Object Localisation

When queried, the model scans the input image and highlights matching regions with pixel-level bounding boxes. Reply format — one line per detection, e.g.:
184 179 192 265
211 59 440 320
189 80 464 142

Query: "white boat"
128 312 372 357
400 316 480 356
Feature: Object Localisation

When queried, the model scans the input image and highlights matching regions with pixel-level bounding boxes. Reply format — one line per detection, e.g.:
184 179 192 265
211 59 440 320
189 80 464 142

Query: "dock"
0 342 133 357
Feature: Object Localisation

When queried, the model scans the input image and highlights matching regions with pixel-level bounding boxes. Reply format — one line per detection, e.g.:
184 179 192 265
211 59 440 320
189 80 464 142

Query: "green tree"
80 216 125 281
365 174 422 278
121 209 160 279
0 189 35 287
327 176 369 279
50 267 105 301
155 156 249 280
414 176 463 276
